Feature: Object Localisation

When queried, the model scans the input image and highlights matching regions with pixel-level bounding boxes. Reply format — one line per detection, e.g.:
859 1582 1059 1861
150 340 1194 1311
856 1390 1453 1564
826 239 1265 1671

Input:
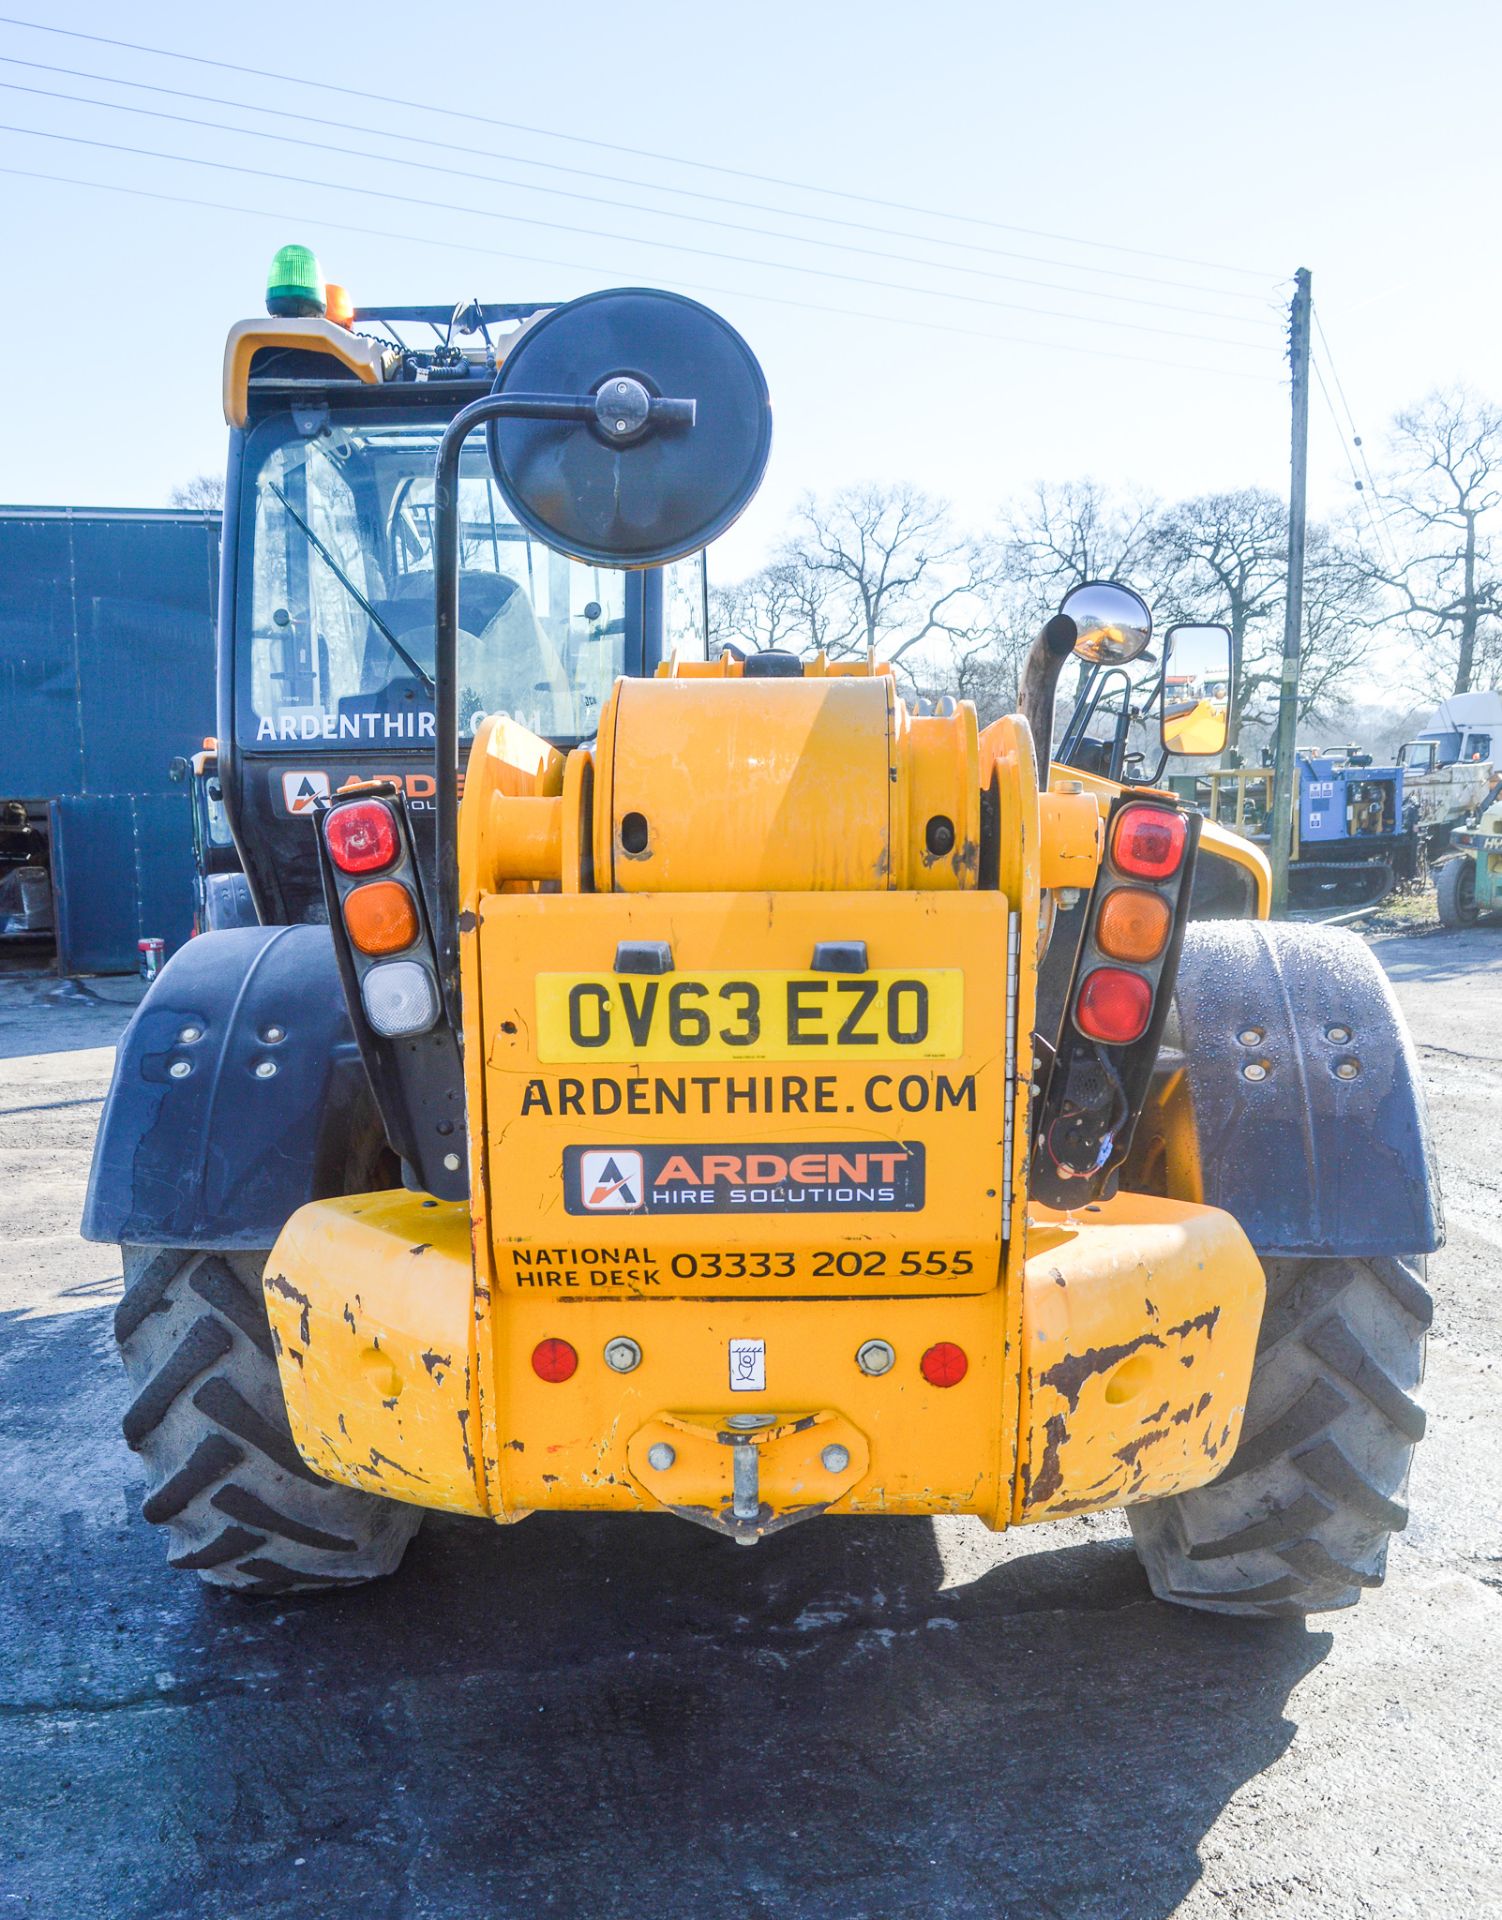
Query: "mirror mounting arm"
431 385 697 1016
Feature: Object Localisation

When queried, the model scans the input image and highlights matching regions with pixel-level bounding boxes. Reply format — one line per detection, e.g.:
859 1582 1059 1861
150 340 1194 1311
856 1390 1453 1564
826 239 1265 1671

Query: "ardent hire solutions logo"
563 1143 925 1215
578 1149 645 1211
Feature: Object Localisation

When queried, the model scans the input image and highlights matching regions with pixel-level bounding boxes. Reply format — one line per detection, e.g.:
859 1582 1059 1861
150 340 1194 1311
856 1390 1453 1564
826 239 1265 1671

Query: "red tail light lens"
1075 966 1153 1044
325 800 399 875
920 1342 969 1387
1112 804 1186 881
531 1338 578 1384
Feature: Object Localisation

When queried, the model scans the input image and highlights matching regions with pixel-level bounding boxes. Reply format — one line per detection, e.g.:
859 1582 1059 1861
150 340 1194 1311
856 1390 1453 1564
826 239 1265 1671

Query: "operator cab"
220 275 708 928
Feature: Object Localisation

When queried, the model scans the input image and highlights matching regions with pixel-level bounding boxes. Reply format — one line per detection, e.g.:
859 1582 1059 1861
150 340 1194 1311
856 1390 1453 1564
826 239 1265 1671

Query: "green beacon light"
266 244 326 320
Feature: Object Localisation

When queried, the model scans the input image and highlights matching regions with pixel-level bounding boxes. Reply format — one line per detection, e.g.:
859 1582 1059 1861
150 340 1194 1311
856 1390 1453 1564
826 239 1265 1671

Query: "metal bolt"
616 381 628 393
615 419 627 433
646 1442 675 1471
168 1058 191 1080
821 1443 851 1474
856 1339 896 1376
603 1336 642 1374
443 1152 461 1172
1325 1024 1352 1045
1242 1061 1268 1082
253 1059 277 1079
1334 1058 1360 1080
262 1025 286 1045
1237 1028 1263 1047
724 1412 775 1431
177 1025 202 1045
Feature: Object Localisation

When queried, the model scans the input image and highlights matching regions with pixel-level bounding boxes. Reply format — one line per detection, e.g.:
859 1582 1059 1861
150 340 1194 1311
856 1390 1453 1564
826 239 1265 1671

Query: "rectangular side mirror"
1161 623 1232 758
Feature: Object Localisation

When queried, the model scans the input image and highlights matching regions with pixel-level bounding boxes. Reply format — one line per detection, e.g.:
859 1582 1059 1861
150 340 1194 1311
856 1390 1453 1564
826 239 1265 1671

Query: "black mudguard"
82 925 376 1250
1125 921 1442 1258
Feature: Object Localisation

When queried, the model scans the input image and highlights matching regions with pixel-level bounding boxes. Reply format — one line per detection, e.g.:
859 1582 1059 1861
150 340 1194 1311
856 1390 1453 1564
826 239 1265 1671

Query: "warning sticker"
562 1142 925 1215
729 1338 766 1392
281 770 331 814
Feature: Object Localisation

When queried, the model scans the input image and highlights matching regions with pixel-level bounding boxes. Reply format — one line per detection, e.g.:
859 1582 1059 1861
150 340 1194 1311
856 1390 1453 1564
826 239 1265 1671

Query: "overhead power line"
0 119 1277 353
0 162 1283 384
0 76 1277 330
0 12 1281 281
0 58 1277 319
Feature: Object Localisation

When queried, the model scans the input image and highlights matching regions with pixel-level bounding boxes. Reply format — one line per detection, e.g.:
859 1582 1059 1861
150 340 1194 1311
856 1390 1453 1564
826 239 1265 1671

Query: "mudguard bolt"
646 1442 675 1471
168 1059 191 1079
1326 1024 1352 1044
1334 1058 1361 1080
821 1443 851 1474
443 1153 461 1171
253 1059 277 1079
1242 1062 1268 1082
1237 1028 1262 1046
604 1337 642 1373
261 1025 286 1044
178 1026 202 1045
857 1339 896 1376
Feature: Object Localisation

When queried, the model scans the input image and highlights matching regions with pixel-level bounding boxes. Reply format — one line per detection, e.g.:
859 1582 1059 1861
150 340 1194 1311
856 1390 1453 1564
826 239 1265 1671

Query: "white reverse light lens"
361 960 439 1038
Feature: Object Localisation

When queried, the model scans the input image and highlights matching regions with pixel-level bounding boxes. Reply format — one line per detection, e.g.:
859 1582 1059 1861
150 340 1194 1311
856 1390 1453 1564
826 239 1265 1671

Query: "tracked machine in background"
84 253 1439 1618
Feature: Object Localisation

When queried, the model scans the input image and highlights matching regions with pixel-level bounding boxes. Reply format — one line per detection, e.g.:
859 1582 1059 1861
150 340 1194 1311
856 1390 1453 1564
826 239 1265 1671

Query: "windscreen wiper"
267 482 436 698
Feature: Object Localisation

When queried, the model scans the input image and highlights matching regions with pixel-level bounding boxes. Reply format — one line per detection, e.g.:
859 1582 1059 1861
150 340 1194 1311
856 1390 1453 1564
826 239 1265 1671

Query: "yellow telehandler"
85 264 1438 1616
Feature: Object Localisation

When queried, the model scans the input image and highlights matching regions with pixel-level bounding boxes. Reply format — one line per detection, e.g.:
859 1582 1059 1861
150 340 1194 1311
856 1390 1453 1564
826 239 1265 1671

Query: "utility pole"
1269 267 1311 917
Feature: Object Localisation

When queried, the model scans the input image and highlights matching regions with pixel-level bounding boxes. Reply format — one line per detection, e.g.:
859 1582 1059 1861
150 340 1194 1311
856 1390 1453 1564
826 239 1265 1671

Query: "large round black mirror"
1060 579 1153 665
485 287 772 568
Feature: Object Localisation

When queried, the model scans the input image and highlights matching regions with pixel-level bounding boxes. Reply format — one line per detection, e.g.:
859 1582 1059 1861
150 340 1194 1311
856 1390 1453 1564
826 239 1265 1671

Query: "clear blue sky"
0 0 1495 581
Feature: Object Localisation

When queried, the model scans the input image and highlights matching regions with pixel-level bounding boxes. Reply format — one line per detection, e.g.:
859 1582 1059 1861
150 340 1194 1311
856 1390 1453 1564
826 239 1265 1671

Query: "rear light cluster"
1034 795 1199 1208
1071 802 1190 1049
322 797 441 1038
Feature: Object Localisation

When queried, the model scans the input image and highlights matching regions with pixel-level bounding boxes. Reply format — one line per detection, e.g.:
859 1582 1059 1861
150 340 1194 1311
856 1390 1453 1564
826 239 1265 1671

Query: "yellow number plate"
534 969 963 1063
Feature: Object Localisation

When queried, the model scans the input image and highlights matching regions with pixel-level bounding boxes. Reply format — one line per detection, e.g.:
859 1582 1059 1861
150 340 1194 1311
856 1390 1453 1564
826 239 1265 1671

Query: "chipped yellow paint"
1015 1192 1265 1523
265 1192 486 1514
260 675 1266 1544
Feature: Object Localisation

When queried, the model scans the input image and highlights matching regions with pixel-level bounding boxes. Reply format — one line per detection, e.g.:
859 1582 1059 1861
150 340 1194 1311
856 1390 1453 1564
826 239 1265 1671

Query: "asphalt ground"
1 935 1499 1920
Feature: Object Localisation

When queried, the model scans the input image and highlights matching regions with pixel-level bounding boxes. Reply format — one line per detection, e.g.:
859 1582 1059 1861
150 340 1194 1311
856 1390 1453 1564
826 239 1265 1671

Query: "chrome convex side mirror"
1060 580 1153 665
1160 622 1233 758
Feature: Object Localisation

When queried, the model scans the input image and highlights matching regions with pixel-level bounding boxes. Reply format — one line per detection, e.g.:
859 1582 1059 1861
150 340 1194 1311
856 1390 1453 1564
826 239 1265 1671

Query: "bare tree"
708 556 852 657
786 483 982 665
1358 388 1502 695
169 473 225 512
994 479 1169 622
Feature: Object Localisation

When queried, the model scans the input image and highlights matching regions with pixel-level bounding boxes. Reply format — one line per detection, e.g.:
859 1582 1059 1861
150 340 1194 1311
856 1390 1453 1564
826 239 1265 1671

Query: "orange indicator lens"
1095 886 1172 963
343 879 419 955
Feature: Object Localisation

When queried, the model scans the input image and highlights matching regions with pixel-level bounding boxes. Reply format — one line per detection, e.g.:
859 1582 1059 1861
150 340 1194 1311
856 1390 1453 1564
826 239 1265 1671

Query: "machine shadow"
3 1306 1331 1920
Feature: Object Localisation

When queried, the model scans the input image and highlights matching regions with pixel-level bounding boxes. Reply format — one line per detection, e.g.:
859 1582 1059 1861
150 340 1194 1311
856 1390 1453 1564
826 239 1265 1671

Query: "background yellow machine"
86 272 1440 1616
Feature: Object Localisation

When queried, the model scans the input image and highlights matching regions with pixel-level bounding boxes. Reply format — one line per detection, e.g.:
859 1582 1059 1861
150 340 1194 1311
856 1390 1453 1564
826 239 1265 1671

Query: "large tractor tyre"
1128 1255 1430 1618
115 1245 422 1595
1436 854 1479 929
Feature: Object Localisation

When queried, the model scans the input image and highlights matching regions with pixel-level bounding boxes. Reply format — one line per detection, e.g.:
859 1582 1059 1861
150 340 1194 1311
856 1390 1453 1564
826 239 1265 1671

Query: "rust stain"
410 1243 432 1257
1170 1404 1194 1426
342 1303 357 1333
458 909 478 933
503 1438 525 1452
368 1447 426 1481
1115 1429 1169 1468
1164 1307 1221 1342
420 1348 451 1378
456 1407 475 1474
1145 1400 1171 1425
264 1271 312 1346
1039 1331 1163 1411
1028 1411 1069 1506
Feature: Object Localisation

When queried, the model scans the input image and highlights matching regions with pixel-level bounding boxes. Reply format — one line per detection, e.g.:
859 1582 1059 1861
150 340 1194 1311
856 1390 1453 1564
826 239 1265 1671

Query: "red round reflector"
920 1341 969 1388
1075 966 1153 1045
325 800 399 875
1112 804 1186 881
531 1338 578 1384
